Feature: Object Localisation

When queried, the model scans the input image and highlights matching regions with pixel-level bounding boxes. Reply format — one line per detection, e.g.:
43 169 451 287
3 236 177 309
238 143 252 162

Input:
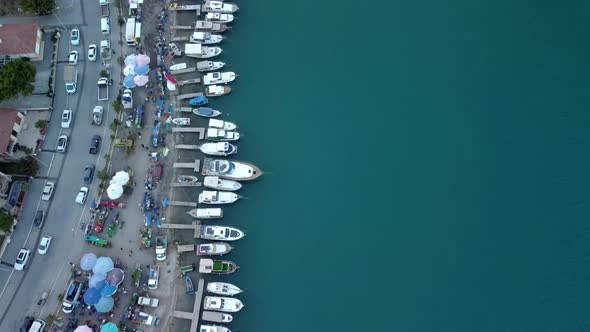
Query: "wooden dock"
172 127 205 139
170 278 205 332
165 200 198 207
171 25 194 30
161 221 201 238
178 78 201 86
173 159 201 172
169 182 202 188
177 244 195 253
177 92 204 100
171 67 196 74
175 144 200 150
176 107 193 113
171 36 189 42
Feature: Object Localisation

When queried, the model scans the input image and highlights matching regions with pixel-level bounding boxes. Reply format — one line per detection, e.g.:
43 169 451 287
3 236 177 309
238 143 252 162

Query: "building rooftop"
0 108 19 154
0 22 39 56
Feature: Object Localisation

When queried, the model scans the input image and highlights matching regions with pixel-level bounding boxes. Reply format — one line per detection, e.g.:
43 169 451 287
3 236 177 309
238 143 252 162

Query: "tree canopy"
0 211 13 232
0 58 36 100
20 0 56 14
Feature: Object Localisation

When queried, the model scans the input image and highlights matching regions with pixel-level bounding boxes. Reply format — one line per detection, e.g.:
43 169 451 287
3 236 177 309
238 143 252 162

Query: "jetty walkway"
170 278 205 332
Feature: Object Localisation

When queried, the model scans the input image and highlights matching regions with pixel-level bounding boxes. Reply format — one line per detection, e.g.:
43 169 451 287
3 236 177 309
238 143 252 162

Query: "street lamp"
52 7 68 32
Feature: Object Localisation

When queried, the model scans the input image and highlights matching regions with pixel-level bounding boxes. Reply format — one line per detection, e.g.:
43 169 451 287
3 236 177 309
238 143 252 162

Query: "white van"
100 17 110 35
125 17 135 45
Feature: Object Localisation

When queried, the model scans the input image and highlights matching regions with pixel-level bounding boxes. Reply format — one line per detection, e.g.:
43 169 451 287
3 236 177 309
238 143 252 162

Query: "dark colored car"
83 164 95 184
89 135 101 154
33 210 45 227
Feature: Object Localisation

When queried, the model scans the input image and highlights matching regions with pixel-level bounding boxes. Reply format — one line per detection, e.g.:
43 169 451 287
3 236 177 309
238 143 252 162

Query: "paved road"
0 0 120 329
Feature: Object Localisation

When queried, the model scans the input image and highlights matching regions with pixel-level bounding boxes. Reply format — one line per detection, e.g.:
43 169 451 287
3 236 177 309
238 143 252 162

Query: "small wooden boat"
200 142 238 156
178 175 199 183
171 118 190 126
188 208 223 219
206 128 239 141
200 325 231 332
199 258 239 274
204 296 244 312
203 176 242 191
194 107 221 118
205 12 234 23
164 72 177 85
202 311 233 323
186 277 195 295
202 1 239 14
198 191 239 204
170 63 187 71
199 225 244 241
197 242 233 256
205 85 232 97
209 119 236 131
203 71 236 85
207 282 243 296
197 61 226 72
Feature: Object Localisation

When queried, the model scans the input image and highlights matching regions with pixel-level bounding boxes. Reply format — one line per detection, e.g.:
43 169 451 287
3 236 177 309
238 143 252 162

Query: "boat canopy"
199 107 215 115
199 258 214 272
201 191 218 201
197 61 212 70
185 43 202 54
207 128 223 137
209 119 223 128
192 31 209 40
216 142 229 152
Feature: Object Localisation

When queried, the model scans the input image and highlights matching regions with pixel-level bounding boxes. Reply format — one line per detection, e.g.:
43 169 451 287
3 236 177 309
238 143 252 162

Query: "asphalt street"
0 0 119 329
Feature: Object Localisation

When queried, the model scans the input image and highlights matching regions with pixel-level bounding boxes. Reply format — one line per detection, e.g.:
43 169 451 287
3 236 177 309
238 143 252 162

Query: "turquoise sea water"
217 1 590 331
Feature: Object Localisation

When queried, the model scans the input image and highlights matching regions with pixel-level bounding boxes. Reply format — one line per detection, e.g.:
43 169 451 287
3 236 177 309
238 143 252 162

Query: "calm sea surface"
218 1 590 331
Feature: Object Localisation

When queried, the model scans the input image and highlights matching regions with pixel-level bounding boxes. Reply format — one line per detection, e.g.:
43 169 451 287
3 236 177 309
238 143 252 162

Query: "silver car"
14 248 30 270
38 236 52 255
57 135 68 152
70 28 80 46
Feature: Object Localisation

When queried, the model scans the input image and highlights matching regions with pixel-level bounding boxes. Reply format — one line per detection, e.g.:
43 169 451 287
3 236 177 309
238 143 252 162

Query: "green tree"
0 59 36 100
0 211 13 232
20 0 56 14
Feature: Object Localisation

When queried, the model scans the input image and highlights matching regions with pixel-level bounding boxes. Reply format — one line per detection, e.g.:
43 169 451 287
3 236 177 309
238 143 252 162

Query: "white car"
70 28 80 46
88 44 97 61
61 110 72 128
75 186 89 205
68 51 78 65
57 135 68 152
41 181 55 201
38 236 52 255
14 248 30 270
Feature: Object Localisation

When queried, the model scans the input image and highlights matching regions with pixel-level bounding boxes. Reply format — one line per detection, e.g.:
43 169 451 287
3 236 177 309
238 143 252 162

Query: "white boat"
187 207 223 219
197 61 226 72
167 80 176 91
190 32 224 45
200 225 244 241
209 119 237 131
205 12 234 23
195 20 230 33
204 296 244 312
171 118 190 126
203 176 242 191
200 142 238 156
203 72 236 85
199 325 231 332
197 242 233 256
185 44 222 59
202 158 263 181
206 128 240 141
170 63 187 71
205 85 231 97
207 282 243 296
198 190 239 204
194 107 222 118
202 1 239 13
202 311 233 323
178 175 198 183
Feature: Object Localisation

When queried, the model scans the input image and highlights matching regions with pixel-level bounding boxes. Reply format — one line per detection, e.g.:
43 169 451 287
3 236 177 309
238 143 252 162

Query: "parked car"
41 182 54 201
89 135 101 154
38 236 52 255
83 165 95 184
68 51 78 65
70 28 80 45
75 187 89 205
61 110 73 129
57 135 68 152
33 210 45 227
88 44 97 61
14 248 30 271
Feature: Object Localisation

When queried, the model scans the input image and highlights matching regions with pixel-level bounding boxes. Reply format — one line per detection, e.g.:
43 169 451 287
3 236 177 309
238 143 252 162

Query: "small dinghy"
189 96 209 106
187 207 223 219
198 191 239 204
186 277 195 295
207 282 243 296
197 242 233 256
194 107 221 118
203 176 242 191
205 85 232 97
204 296 244 312
171 118 190 126
178 175 198 183
197 61 226 72
200 142 238 156
170 63 187 71
209 119 237 131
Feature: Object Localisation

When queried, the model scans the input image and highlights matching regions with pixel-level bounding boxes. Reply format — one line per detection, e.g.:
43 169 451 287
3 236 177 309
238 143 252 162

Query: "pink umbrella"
133 75 149 87
74 325 93 332
135 54 150 66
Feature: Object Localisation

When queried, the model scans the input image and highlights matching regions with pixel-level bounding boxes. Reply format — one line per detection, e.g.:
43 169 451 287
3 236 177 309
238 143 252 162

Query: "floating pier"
176 107 193 113
173 159 201 172
170 278 205 332
164 200 198 207
160 221 201 238
170 4 201 14
178 78 201 86
172 127 205 139
177 244 195 253
171 36 189 42
171 67 197 74
169 182 202 187
175 144 200 150
171 25 194 30
177 92 204 100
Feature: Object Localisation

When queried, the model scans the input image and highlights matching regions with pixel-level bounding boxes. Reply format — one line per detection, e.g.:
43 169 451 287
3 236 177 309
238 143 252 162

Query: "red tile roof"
0 108 19 154
0 22 39 56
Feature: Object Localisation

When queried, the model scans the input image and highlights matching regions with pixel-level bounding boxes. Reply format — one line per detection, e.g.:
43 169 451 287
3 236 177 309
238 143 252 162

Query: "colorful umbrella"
83 287 102 305
74 326 93 332
94 296 114 313
93 257 114 274
123 64 136 76
133 75 149 87
101 284 117 297
135 53 150 66
135 65 150 75
123 75 137 88
105 268 125 286
106 184 124 200
124 54 136 66
100 322 118 332
110 171 130 186
79 253 97 271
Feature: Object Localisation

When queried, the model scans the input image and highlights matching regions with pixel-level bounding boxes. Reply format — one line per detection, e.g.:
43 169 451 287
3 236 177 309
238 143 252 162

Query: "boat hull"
205 85 232 97
203 176 242 191
206 282 243 296
170 63 187 71
178 175 199 183
197 242 233 256
187 208 223 219
199 259 239 274
194 108 222 117
204 296 244 312
202 158 264 181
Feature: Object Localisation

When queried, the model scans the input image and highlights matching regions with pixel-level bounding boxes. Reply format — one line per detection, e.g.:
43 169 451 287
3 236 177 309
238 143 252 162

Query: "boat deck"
171 67 197 74
201 311 227 323
177 92 204 100
169 182 203 187
173 159 201 172
170 278 205 332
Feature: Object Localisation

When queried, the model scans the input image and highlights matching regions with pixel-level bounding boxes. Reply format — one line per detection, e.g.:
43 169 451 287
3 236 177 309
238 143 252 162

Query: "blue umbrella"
100 322 118 332
123 74 136 88
101 284 117 297
93 257 114 274
79 253 97 271
94 296 114 313
83 287 101 305
88 273 106 288
135 65 149 75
